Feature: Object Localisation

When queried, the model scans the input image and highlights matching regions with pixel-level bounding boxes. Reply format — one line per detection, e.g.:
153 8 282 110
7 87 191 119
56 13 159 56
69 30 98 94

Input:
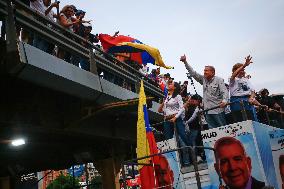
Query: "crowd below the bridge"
1 0 284 169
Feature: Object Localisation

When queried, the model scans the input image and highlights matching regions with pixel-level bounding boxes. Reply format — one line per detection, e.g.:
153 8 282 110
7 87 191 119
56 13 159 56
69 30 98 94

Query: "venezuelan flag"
98 34 173 69
137 80 159 189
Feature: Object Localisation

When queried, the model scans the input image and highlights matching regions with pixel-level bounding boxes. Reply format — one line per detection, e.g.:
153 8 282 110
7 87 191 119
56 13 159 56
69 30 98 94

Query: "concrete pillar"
95 157 123 189
0 177 10 189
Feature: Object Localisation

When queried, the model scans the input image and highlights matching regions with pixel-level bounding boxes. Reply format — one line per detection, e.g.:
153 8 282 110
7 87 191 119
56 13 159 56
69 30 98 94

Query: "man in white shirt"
30 0 58 53
180 54 229 129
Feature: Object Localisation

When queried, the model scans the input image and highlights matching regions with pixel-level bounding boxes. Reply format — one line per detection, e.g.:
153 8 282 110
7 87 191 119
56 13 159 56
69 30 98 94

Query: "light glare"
11 139 25 146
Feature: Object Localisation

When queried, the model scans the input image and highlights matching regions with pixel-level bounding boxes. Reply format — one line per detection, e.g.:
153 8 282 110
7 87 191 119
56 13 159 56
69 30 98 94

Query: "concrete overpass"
0 1 164 188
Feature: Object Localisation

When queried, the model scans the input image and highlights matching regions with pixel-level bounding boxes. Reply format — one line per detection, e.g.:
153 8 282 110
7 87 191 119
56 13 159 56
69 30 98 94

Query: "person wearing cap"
180 54 229 129
79 24 99 71
184 94 203 163
73 9 87 36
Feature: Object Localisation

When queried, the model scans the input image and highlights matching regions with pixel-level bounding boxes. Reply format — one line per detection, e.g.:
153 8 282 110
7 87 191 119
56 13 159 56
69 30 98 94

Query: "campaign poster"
252 121 280 188
157 138 185 189
269 129 284 189
201 121 267 189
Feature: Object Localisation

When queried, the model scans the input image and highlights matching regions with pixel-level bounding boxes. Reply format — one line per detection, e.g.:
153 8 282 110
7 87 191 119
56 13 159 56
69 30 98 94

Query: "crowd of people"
3 0 101 71
1 0 283 169
157 54 284 167
0 0 171 92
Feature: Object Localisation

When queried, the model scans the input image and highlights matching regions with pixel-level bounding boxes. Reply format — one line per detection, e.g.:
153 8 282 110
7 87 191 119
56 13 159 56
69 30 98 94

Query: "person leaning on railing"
229 55 262 122
57 5 89 62
158 80 190 165
158 81 186 139
257 88 282 126
30 0 59 53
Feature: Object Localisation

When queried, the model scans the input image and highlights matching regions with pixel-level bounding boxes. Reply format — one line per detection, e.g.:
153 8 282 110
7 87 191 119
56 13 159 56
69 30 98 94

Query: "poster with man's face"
157 138 185 189
201 121 266 189
269 129 284 189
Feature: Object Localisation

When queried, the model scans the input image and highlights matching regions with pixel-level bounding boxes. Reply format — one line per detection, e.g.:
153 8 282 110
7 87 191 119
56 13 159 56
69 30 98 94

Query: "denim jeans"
188 129 198 147
230 96 258 121
178 136 190 165
205 112 226 129
80 58 90 71
163 117 189 146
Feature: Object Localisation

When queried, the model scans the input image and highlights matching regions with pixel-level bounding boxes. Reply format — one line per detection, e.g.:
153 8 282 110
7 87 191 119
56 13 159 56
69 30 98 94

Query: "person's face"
164 76 169 81
191 99 201 106
85 27 92 34
215 143 251 189
204 67 215 80
43 0 51 6
237 68 246 78
167 81 175 91
280 163 284 183
81 13 85 19
66 8 74 17
156 68 160 75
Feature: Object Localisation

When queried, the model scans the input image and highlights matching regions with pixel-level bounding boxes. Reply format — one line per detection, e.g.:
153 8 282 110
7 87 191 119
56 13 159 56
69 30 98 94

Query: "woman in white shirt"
158 81 188 145
229 55 261 121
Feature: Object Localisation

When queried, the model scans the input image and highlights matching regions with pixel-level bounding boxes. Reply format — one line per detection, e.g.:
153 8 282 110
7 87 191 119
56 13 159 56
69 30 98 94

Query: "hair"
191 94 202 102
205 65 215 73
214 137 246 158
172 82 181 98
260 88 269 96
60 5 73 14
232 63 243 73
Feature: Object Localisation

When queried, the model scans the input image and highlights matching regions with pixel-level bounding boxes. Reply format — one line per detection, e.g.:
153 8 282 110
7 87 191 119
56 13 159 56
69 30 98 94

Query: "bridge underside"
0 41 163 177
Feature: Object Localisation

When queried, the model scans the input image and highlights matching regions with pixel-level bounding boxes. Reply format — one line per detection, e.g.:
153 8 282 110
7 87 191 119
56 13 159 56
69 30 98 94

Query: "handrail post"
240 100 248 121
5 0 18 54
135 77 140 94
89 48 98 75
190 146 202 189
265 110 271 126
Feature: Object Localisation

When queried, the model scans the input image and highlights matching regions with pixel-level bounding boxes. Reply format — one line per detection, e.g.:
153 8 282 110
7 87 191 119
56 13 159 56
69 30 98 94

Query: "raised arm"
230 55 253 81
180 54 203 85
45 2 59 16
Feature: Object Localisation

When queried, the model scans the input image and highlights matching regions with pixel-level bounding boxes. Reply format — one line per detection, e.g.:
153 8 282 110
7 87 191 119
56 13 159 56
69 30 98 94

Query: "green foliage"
46 174 80 189
89 176 102 189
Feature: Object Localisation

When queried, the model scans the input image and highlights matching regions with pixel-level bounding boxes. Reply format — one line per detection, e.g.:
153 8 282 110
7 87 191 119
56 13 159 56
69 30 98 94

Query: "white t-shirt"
30 0 55 21
229 77 254 97
139 64 148 76
46 8 55 21
163 94 185 119
30 0 46 14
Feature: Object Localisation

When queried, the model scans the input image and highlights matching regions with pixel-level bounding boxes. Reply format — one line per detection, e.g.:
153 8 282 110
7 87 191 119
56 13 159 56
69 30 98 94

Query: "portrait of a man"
214 137 265 189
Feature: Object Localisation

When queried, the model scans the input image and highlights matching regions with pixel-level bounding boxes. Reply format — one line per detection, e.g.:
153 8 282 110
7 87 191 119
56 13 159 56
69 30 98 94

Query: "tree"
89 176 102 189
46 174 80 189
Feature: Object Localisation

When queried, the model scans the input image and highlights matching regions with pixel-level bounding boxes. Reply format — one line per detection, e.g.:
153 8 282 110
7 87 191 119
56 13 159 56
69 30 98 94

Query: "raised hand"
180 54 187 63
244 55 253 66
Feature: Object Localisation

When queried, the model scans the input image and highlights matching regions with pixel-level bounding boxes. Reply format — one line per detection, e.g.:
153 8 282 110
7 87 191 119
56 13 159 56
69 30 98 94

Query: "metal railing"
199 100 284 128
0 0 163 99
121 146 215 189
